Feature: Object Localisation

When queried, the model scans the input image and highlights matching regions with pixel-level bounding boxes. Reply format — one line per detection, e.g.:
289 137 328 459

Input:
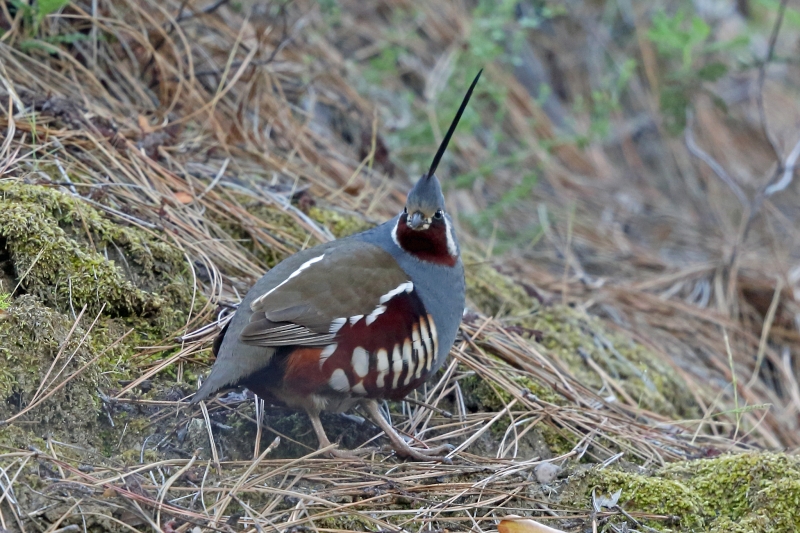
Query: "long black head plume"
425 69 483 180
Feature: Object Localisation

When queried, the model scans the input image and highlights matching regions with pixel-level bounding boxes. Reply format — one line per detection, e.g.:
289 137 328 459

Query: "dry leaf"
173 191 194 204
498 515 567 533
137 114 154 133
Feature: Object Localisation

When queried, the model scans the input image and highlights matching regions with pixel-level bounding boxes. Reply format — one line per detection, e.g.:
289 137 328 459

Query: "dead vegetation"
0 0 798 531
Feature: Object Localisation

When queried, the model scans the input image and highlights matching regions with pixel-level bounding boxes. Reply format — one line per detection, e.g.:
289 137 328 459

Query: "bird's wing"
240 241 412 347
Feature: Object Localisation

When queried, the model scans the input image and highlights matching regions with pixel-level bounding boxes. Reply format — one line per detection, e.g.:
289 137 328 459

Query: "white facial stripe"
329 368 349 392
352 347 369 378
365 305 387 326
319 343 337 368
329 317 346 334
351 381 367 395
391 219 400 248
391 344 403 389
376 348 389 388
419 317 433 372
444 217 457 257
349 314 363 325
252 255 324 308
403 337 415 386
379 281 414 304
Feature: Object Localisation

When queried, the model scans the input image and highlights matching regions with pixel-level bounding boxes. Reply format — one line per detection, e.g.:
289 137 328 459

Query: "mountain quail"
192 71 482 461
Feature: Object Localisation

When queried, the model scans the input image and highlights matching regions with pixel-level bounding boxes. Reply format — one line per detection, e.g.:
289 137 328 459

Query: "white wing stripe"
252 255 325 308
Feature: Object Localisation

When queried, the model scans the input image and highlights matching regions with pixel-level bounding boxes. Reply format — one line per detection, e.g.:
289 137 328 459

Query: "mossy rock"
0 181 203 453
566 452 800 532
0 295 102 438
464 259 698 420
308 204 373 238
0 182 193 334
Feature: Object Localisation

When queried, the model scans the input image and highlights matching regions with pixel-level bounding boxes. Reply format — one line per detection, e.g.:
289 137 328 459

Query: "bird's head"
392 70 482 265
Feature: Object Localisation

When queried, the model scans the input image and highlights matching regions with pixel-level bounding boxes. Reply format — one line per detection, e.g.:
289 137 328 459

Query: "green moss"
538 424 578 457
0 423 46 451
214 199 314 268
575 453 800 532
0 182 194 334
464 259 697 421
529 306 697 418
313 514 377 531
0 295 102 432
308 205 373 238
0 182 207 456
0 293 10 310
465 257 538 317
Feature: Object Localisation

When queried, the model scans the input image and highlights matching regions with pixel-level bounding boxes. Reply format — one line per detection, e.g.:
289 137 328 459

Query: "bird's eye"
403 207 408 214
433 210 444 220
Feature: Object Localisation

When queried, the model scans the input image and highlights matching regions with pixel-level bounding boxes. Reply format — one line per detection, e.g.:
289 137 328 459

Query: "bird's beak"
407 211 428 230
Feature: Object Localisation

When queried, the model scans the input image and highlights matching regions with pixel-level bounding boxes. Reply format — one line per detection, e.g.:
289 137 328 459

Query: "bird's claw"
389 443 456 463
324 446 378 460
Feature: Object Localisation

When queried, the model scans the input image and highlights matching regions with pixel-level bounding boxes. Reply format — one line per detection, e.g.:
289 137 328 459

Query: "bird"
192 70 482 461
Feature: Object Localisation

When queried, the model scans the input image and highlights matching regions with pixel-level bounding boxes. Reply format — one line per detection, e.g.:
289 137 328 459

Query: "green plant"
6 0 96 53
0 293 11 311
647 8 748 133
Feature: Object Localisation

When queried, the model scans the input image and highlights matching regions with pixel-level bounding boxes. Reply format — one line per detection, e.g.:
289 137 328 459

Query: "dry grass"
0 0 798 531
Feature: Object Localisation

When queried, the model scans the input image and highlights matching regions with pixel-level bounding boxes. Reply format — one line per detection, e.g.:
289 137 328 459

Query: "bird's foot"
323 445 379 460
388 442 455 463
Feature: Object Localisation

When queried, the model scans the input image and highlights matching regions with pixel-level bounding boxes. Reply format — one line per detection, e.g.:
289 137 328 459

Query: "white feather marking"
329 317 346 334
351 347 369 378
403 337 415 386
328 368 350 392
419 318 433 372
319 343 337 368
412 322 425 379
391 344 403 389
351 381 367 395
252 254 325 308
427 314 438 369
444 217 458 257
391 219 400 248
365 305 386 325
349 314 363 325
376 348 389 388
379 281 414 304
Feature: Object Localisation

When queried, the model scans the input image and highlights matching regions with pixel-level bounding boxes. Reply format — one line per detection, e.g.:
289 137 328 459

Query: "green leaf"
688 16 710 45
19 38 59 53
46 32 96 44
37 0 70 22
697 62 728 82
660 85 690 135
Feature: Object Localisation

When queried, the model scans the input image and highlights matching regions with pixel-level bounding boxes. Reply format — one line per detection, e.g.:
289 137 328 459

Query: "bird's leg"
305 408 376 459
362 400 454 462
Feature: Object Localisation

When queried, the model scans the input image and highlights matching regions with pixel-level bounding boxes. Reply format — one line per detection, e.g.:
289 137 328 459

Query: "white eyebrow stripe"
252 254 325 308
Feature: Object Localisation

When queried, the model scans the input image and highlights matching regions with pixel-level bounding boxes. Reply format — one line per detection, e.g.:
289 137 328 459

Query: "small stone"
534 462 562 484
